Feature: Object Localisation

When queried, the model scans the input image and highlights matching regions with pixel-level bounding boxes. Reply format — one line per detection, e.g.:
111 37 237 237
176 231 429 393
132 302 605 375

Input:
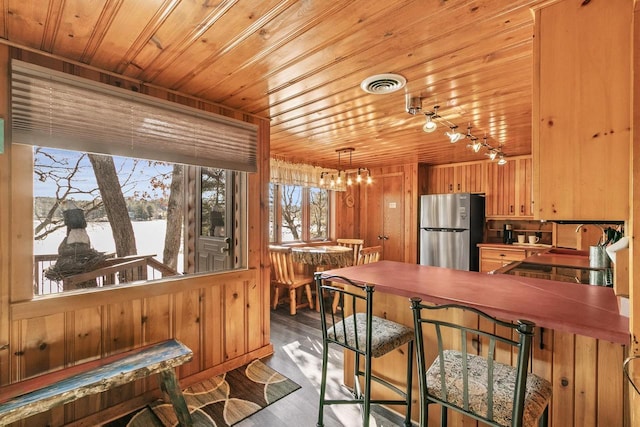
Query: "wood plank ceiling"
0 0 545 169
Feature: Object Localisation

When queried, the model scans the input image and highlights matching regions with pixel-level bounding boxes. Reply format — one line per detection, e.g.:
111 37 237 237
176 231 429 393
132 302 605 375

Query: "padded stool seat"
329 313 414 358
426 350 552 427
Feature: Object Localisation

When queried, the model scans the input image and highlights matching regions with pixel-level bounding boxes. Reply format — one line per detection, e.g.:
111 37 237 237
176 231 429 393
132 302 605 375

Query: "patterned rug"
105 359 300 426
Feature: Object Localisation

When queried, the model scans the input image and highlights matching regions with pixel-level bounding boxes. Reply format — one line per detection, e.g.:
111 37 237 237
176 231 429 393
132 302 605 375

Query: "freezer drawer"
420 229 470 270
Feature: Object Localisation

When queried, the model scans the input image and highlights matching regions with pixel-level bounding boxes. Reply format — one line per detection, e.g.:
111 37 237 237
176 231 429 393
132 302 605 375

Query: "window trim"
269 183 331 244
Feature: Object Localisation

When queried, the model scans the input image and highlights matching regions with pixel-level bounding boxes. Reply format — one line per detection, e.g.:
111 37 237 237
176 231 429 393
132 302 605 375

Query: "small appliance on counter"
503 224 514 244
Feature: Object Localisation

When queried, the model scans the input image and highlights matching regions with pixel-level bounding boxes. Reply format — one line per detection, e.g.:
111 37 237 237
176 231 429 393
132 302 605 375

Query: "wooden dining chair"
358 245 383 265
410 298 552 427
336 238 364 266
269 245 314 315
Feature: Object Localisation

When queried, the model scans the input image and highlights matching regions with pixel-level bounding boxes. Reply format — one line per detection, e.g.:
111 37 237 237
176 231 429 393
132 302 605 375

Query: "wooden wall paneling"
65 307 103 422
552 330 575 425
334 185 360 241
245 275 263 353
531 326 553 418
405 164 420 265
0 44 10 387
104 300 142 407
574 335 597 426
255 119 270 354
224 281 246 361
597 341 625 427
12 314 68 426
142 294 173 345
15 314 66 380
68 307 103 364
202 284 224 369
174 289 202 378
141 294 173 392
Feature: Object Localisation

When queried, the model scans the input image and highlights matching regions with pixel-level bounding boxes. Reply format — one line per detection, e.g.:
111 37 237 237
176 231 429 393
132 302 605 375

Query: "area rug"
105 359 300 426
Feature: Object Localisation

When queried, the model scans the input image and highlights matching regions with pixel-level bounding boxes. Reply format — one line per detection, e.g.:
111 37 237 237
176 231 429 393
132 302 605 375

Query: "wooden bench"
0 339 194 426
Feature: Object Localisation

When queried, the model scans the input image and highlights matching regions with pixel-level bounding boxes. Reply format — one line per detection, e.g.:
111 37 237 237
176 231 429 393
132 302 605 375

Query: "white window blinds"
11 60 258 172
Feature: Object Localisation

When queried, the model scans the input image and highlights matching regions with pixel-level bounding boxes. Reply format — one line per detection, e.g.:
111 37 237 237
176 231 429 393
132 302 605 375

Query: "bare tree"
281 185 301 240
34 148 102 240
88 154 137 257
163 164 184 270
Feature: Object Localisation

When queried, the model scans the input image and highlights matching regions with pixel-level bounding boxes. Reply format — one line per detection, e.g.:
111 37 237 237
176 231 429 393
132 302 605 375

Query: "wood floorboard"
236 304 412 427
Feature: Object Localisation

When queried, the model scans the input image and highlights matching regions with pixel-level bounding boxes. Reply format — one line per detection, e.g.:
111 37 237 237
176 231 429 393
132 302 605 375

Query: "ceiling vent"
360 73 406 94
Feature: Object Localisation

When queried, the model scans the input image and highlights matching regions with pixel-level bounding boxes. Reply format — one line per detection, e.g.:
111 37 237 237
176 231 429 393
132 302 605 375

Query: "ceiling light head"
347 175 353 186
360 73 406 94
423 113 437 133
486 150 498 161
469 137 482 152
446 125 464 143
497 155 507 165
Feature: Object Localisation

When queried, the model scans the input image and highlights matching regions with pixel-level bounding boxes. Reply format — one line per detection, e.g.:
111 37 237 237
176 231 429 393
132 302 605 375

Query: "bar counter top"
320 260 629 344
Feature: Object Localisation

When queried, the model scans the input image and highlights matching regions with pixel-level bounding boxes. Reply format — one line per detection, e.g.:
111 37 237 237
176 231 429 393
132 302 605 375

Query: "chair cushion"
327 313 414 358
426 350 552 427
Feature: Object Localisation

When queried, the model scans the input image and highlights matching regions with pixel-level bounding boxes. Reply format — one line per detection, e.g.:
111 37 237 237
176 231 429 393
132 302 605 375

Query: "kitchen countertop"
481 244 596 269
477 242 553 249
320 260 629 344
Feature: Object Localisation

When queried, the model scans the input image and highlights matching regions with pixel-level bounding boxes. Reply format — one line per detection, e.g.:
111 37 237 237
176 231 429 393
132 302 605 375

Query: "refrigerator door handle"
422 227 466 232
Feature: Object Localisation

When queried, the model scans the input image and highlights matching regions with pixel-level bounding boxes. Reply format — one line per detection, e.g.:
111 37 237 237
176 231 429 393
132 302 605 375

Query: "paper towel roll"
605 236 629 264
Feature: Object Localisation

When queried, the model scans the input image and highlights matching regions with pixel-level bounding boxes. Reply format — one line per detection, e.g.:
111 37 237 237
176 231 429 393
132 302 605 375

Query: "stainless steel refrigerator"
419 193 485 271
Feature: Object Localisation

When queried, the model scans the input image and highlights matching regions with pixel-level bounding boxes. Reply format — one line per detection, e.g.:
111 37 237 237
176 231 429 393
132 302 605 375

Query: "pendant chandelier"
319 148 372 187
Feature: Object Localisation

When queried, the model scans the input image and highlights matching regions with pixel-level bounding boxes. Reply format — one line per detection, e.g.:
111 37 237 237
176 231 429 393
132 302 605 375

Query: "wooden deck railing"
34 254 180 295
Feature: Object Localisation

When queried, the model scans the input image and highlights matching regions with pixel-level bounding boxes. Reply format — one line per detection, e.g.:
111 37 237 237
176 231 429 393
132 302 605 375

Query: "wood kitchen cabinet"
479 246 527 273
485 155 532 218
425 161 484 194
532 0 631 221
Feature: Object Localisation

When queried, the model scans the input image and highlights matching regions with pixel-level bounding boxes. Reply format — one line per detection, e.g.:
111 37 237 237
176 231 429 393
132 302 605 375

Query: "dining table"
290 245 353 269
291 245 354 312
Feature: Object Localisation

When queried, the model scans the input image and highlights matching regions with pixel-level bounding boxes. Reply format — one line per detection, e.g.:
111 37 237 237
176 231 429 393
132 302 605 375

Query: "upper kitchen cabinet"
486 156 532 218
532 0 631 221
425 162 484 194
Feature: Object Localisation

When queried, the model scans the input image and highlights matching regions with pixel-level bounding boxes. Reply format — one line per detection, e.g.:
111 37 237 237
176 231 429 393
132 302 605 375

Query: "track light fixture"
406 97 508 165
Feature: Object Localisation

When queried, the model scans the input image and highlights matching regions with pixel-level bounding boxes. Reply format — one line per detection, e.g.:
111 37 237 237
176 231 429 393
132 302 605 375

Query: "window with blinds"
11 60 258 172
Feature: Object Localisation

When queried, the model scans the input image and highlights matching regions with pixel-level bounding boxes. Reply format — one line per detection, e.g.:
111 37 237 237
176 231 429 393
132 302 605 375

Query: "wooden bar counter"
320 261 630 426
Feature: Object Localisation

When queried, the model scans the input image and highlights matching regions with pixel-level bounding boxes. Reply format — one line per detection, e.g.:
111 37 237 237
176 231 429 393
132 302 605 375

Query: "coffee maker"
503 224 514 244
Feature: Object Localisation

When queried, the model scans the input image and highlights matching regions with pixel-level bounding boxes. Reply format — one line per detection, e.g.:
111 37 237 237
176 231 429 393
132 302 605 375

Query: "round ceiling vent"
360 73 407 94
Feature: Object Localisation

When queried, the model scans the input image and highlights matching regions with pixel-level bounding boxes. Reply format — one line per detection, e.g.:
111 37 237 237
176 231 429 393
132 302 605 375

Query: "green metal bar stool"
410 298 552 427
315 274 414 427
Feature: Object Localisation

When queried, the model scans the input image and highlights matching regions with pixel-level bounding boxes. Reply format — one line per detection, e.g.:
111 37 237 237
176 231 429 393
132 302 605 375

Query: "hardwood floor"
236 305 411 427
